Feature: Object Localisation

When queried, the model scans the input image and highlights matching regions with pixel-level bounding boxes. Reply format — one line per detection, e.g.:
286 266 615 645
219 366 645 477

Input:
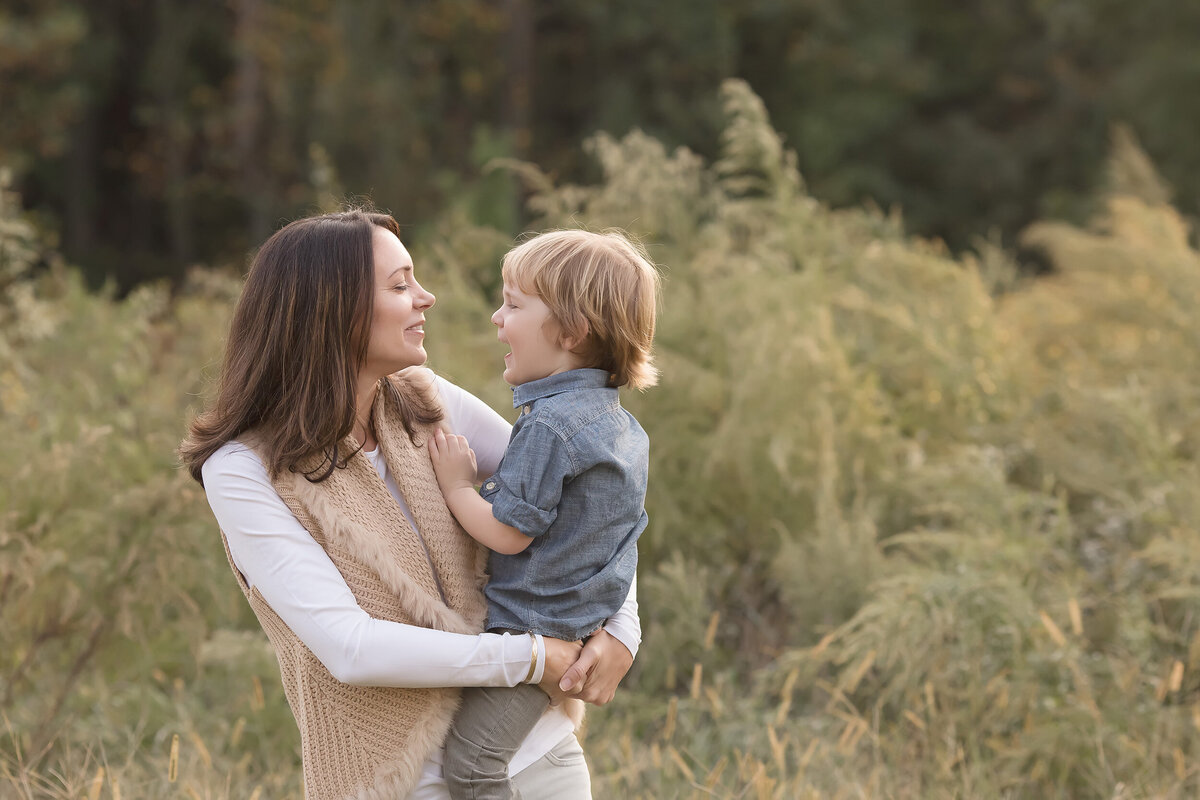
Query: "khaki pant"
410 735 592 799
512 735 592 799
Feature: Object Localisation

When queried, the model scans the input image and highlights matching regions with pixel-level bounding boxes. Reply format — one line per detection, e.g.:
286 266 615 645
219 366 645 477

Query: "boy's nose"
491 308 502 326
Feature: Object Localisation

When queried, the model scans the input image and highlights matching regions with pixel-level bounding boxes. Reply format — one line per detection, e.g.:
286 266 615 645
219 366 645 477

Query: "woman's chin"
386 351 428 374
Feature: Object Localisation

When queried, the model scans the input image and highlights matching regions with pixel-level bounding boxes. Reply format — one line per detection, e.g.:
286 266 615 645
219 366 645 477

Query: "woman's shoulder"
201 439 270 487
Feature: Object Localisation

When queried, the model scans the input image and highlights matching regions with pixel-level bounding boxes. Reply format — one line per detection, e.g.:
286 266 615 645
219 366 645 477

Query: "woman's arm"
557 576 640 705
559 629 634 705
202 442 540 688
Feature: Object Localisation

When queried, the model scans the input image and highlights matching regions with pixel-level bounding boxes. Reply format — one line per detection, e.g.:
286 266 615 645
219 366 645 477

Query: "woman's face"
362 227 436 379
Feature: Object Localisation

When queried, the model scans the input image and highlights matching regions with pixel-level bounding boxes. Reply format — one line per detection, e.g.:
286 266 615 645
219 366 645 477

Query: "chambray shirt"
480 368 648 641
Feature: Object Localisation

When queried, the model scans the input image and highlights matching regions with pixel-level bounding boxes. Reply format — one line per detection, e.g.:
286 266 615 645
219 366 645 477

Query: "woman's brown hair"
179 209 441 484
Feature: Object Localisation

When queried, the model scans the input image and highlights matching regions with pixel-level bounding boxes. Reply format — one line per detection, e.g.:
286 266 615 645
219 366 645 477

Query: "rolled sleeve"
480 419 573 538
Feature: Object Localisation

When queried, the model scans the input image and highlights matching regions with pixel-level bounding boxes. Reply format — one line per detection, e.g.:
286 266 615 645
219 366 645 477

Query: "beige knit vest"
219 369 489 800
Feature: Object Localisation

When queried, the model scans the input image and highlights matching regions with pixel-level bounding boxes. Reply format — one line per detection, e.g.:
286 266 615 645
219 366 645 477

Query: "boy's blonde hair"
502 229 660 390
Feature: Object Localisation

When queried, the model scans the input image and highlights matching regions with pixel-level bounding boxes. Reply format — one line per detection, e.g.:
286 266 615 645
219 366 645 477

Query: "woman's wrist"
600 621 639 660
525 634 545 684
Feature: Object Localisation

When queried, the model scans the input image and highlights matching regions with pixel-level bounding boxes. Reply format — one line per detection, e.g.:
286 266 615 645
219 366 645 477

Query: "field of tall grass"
5 81 1200 798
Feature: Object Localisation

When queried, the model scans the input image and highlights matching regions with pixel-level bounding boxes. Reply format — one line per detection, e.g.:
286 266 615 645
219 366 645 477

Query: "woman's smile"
364 227 436 378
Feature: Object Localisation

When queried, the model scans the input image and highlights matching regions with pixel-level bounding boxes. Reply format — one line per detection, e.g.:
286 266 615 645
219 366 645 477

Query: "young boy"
428 229 659 799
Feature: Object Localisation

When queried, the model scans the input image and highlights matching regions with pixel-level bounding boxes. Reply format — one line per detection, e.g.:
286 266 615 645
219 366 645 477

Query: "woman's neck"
353 374 381 451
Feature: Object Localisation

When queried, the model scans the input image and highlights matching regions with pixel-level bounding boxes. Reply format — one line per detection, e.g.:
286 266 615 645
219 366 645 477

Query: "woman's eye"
393 284 409 292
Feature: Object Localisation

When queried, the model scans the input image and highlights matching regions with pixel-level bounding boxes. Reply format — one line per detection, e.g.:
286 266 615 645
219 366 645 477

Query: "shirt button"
485 481 495 491
523 404 532 414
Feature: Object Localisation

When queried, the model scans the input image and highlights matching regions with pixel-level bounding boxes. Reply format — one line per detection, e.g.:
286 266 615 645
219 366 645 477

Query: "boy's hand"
429 428 533 555
428 428 478 494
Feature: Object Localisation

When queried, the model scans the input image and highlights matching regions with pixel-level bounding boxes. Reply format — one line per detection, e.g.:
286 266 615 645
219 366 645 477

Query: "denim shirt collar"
511 368 615 409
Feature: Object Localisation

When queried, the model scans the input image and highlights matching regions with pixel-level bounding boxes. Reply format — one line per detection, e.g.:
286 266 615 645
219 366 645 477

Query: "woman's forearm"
323 619 537 687
202 443 537 688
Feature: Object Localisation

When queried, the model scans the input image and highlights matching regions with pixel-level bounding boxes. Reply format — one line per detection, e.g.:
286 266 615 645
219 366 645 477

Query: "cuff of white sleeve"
601 620 640 659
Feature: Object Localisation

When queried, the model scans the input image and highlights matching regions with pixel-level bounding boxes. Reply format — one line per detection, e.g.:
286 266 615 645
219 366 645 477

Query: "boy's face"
492 282 581 386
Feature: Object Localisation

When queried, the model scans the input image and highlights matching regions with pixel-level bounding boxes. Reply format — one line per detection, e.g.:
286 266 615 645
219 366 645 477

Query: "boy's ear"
559 320 590 352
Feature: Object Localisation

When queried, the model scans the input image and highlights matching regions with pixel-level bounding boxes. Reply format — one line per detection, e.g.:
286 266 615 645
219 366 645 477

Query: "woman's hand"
428 429 478 495
558 628 634 706
538 636 583 705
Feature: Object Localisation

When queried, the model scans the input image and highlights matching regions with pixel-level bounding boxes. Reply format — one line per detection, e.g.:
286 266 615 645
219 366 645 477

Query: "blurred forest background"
7 2 1200 798
6 0 1200 287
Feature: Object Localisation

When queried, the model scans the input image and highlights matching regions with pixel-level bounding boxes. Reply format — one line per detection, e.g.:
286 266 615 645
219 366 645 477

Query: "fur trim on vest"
221 368 491 800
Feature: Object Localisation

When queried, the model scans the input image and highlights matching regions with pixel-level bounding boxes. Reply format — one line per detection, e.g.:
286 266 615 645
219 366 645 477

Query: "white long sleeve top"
201 376 640 783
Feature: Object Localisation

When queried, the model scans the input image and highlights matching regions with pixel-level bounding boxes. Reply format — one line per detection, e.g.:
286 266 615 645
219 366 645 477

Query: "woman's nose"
418 286 436 309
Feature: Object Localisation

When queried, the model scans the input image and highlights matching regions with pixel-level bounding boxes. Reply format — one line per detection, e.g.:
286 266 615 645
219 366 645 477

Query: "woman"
179 210 639 799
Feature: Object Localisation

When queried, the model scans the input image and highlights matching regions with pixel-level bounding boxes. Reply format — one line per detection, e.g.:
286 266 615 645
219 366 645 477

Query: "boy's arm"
428 429 532 555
